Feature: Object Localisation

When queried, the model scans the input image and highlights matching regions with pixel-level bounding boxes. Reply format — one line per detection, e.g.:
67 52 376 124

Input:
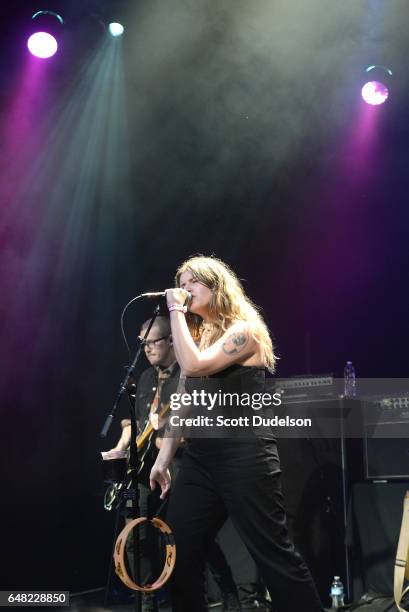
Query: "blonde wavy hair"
175 255 277 372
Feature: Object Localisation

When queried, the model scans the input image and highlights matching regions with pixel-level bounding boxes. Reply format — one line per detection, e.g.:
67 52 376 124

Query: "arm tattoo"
222 332 249 355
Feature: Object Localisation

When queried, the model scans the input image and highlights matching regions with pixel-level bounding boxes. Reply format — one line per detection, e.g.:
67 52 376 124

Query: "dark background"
0 0 408 595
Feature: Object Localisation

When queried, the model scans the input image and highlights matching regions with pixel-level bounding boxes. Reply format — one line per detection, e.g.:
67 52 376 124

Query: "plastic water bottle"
330 576 345 609
344 361 356 398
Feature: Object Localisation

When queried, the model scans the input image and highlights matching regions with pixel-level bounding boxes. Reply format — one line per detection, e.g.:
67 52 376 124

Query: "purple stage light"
27 31 58 58
361 81 389 106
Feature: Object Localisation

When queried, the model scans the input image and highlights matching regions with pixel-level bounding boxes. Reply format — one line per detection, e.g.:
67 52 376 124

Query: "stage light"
27 32 58 59
108 22 124 37
27 10 63 59
361 81 389 106
361 65 392 106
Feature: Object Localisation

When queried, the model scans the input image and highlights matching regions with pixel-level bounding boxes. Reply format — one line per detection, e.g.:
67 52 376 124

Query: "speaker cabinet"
364 425 409 479
278 434 347 603
351 482 409 596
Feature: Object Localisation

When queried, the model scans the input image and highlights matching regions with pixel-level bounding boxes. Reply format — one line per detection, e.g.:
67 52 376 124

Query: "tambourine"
114 516 176 592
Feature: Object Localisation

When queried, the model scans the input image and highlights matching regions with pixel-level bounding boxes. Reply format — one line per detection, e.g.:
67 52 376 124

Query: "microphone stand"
101 303 161 612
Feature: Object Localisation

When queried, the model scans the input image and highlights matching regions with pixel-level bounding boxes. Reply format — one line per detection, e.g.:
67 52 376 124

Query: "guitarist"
107 316 179 612
107 316 241 612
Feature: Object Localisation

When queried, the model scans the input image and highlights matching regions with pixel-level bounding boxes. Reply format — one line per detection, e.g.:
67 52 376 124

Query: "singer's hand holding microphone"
165 288 191 308
139 289 192 308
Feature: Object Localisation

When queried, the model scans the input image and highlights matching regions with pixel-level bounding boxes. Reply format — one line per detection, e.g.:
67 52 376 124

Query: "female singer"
150 255 323 612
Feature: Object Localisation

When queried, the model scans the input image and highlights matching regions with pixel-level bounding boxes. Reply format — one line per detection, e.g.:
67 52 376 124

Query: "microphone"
139 292 167 298
140 291 192 301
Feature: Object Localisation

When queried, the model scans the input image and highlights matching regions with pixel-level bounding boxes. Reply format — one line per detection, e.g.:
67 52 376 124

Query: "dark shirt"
135 362 180 426
184 365 280 473
134 362 181 481
184 364 277 440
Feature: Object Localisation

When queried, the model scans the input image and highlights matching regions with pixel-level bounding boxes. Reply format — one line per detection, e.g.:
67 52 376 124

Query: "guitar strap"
149 366 174 430
394 491 409 612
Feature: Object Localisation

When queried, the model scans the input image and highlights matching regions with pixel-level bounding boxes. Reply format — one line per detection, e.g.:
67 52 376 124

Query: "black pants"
166 438 323 612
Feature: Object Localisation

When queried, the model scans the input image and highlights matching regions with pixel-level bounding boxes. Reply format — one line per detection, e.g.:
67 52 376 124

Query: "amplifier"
364 394 409 422
363 394 409 480
274 374 335 401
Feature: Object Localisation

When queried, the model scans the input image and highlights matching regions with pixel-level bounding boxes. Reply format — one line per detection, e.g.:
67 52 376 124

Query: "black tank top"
183 364 277 442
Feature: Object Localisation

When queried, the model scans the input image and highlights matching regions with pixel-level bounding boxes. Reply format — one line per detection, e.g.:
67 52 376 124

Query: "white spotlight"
108 22 124 38
361 65 392 106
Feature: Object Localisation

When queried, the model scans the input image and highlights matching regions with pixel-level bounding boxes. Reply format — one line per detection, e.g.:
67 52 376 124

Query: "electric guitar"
104 402 170 511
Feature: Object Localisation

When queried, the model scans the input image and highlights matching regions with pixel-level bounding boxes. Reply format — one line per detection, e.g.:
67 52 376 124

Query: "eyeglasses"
138 335 170 348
